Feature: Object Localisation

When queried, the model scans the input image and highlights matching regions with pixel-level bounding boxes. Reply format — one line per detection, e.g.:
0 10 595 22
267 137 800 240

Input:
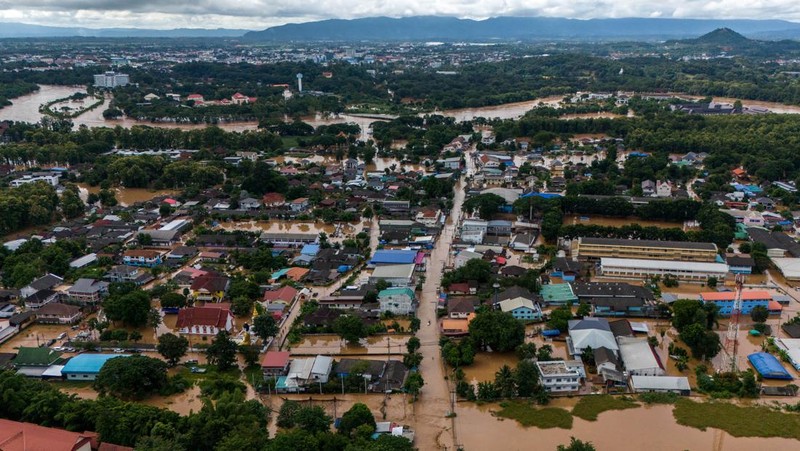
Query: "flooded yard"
77 183 178 207
455 402 799 450
289 334 411 356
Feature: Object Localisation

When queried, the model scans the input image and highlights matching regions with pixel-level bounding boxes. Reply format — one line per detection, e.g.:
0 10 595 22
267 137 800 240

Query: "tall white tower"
296 73 303 93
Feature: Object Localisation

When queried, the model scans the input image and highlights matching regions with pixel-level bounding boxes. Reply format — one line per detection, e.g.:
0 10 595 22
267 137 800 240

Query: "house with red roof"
262 192 286 208
0 419 94 451
187 94 204 105
175 306 234 336
263 286 298 304
261 351 291 378
190 272 230 302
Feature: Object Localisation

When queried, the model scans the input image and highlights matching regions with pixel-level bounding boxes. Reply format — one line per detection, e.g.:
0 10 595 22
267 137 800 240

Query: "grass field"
638 392 679 404
571 395 639 421
495 401 574 429
674 399 800 440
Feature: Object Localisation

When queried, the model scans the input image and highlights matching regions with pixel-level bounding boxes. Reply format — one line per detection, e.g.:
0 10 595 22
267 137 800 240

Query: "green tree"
515 342 537 360
253 314 279 341
547 306 574 332
294 405 332 434
94 355 168 400
206 331 238 371
406 336 421 354
404 372 424 401
333 314 367 345
159 292 187 309
468 310 525 352
129 330 143 343
576 302 591 318
557 437 596 451
750 305 769 323
159 203 172 217
231 295 255 317
239 344 260 368
515 359 542 398
679 323 721 359
103 290 151 327
338 403 376 437
463 193 506 220
494 364 516 398
157 333 189 366
277 400 301 428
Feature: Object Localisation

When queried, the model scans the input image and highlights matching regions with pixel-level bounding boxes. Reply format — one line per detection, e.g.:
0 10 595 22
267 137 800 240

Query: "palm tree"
494 364 516 399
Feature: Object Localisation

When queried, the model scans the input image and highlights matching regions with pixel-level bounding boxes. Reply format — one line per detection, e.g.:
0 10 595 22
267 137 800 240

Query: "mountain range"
243 16 800 42
0 22 248 38
3 17 800 41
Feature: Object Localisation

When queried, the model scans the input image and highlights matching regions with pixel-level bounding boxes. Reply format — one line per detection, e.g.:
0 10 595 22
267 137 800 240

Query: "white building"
599 258 729 283
93 71 130 88
369 264 415 287
536 360 583 392
617 337 666 377
286 355 333 387
378 287 416 315
10 174 60 188
656 180 672 197
461 219 488 234
567 318 618 356
630 375 690 396
454 250 483 269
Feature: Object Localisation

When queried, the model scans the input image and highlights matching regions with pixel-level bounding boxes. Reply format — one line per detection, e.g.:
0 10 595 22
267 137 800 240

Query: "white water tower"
296 73 303 92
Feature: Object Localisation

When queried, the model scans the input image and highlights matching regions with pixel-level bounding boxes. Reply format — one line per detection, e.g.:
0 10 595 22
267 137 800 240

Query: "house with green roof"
378 287 416 315
13 347 64 377
539 283 578 306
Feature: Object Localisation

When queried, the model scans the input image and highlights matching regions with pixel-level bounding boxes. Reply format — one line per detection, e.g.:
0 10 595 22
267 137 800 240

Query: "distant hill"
243 16 800 42
0 22 248 38
684 28 752 45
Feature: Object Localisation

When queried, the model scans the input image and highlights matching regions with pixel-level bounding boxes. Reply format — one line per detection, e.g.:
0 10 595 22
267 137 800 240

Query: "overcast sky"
0 1 799 30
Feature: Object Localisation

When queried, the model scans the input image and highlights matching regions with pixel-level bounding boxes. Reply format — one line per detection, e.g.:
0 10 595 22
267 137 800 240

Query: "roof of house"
593 346 619 367
631 375 690 391
700 290 772 301
36 303 81 317
539 283 578 303
726 254 756 266
0 419 94 451
447 297 476 314
333 358 385 377
123 249 164 259
13 347 62 367
261 351 290 369
69 278 107 293
370 250 417 265
371 264 415 280
617 337 663 372
190 273 229 292
609 319 635 337
746 227 800 257
580 237 717 251
61 354 128 374
263 286 298 302
176 307 232 329
499 297 536 313
379 287 415 299
498 286 539 303
25 289 57 303
26 273 63 291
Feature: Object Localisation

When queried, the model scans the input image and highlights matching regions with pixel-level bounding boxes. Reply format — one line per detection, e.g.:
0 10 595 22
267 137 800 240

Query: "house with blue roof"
301 244 320 256
369 250 417 266
61 353 129 381
378 287 416 315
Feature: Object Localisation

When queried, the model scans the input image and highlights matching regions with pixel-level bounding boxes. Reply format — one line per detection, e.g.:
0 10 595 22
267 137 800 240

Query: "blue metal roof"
301 244 320 256
369 250 417 265
748 352 793 380
61 354 129 374
520 192 562 199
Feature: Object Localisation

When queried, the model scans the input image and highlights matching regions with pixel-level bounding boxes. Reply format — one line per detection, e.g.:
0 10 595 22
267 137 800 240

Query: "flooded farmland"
562 214 690 229
288 334 411 356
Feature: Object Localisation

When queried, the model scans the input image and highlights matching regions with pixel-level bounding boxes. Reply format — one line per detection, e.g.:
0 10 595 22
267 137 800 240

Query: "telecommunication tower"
724 274 745 371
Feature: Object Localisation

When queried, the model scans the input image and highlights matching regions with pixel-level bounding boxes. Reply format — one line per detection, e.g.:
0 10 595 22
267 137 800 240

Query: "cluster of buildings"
260 351 410 394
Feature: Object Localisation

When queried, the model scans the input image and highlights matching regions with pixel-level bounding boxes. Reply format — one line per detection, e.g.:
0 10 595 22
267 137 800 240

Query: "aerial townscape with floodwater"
7 3 800 450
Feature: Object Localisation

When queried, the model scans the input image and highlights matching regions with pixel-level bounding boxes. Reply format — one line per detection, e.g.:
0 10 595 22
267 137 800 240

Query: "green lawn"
674 399 800 440
495 401 573 429
571 395 639 421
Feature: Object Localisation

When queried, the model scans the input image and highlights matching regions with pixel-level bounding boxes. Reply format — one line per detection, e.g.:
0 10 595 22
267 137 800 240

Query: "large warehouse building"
599 258 729 283
574 237 718 262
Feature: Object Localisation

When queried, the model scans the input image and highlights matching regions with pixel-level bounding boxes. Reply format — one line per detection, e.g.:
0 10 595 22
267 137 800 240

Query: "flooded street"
455 402 799 451
434 96 564 121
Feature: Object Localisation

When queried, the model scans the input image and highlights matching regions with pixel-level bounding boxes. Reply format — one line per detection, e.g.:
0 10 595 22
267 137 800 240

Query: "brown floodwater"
563 215 688 229
455 402 799 451
216 220 366 238
77 183 178 207
289 334 410 356
435 96 564 122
